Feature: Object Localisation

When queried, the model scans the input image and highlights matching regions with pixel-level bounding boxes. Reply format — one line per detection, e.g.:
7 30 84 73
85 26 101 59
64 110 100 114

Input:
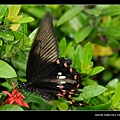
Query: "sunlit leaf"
16 16 34 23
0 60 17 78
89 66 105 76
8 5 21 16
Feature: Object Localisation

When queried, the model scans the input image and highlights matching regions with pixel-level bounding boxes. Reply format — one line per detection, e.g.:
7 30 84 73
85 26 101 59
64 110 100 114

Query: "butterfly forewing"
26 12 59 84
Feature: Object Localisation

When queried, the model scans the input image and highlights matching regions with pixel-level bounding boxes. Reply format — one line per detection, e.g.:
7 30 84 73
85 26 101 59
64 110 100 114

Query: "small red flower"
1 81 30 108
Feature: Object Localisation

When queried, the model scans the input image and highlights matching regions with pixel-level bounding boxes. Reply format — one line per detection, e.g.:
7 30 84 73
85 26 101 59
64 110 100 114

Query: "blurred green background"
0 5 120 110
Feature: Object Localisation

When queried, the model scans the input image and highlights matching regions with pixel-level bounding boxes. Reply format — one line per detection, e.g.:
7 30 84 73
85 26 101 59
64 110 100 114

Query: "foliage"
0 5 120 111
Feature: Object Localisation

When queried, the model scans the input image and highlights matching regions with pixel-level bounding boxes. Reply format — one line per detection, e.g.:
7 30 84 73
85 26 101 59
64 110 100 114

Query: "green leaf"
57 6 84 26
0 29 14 41
89 66 105 76
0 5 8 17
19 49 26 61
1 81 13 90
82 42 92 67
24 92 51 107
74 26 94 43
0 60 17 78
81 85 107 99
72 53 81 72
102 5 120 16
61 42 73 57
72 94 84 101
107 78 119 90
58 37 67 57
19 23 27 35
7 15 23 22
112 82 120 107
69 17 82 31
11 58 26 75
51 100 60 106
8 5 21 16
28 28 38 45
76 101 111 110
83 78 98 85
99 27 120 38
57 102 68 110
81 42 93 74
15 16 34 23
75 45 83 62
85 8 102 16
5 44 13 54
13 31 29 46
0 104 24 111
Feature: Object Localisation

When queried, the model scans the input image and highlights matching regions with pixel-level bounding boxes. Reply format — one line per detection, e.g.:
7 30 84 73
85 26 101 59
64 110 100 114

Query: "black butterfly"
18 12 83 107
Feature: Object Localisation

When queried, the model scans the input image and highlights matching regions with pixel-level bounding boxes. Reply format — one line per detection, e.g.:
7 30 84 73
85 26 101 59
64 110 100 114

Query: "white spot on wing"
60 81 66 84
59 76 66 79
58 72 62 75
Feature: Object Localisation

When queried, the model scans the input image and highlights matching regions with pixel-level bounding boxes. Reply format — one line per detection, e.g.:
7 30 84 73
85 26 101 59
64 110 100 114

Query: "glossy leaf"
0 60 17 78
81 85 107 99
89 66 105 76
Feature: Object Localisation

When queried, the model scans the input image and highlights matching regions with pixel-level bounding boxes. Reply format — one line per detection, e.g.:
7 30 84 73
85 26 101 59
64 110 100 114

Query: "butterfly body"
18 12 83 107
